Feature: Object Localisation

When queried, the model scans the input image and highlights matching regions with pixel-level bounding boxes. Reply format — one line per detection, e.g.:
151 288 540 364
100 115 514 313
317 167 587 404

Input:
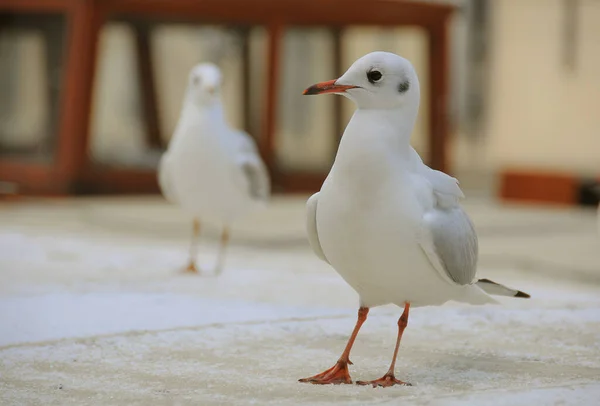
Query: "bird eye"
366 70 382 84
398 80 410 93
192 76 201 86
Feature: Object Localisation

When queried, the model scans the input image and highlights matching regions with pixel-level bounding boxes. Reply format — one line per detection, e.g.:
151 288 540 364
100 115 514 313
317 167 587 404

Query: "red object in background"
0 0 454 196
500 169 600 207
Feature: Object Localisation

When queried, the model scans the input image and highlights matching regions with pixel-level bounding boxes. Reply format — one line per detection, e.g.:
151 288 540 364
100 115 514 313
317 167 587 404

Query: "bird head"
303 51 420 111
186 63 222 106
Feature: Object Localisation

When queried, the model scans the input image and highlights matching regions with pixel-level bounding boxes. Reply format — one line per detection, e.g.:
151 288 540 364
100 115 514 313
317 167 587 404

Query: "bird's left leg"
185 218 202 273
299 307 369 385
214 227 230 275
356 302 412 387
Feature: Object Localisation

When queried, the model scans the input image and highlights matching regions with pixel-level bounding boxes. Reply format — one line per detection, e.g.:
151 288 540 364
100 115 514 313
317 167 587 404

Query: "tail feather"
476 278 530 299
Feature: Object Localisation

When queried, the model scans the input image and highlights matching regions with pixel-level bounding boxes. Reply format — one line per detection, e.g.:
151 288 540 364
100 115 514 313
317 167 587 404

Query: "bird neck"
183 100 225 123
330 107 418 184
348 107 416 153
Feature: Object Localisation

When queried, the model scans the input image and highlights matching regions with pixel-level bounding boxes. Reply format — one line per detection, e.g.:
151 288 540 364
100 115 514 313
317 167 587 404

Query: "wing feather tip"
477 278 531 299
514 290 531 299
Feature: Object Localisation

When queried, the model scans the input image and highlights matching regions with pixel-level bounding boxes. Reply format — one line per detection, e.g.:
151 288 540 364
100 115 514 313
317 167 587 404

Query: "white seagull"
158 63 270 275
299 52 529 387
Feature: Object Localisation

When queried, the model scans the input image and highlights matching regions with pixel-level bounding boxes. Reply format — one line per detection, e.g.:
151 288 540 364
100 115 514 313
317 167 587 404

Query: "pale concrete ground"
0 195 599 405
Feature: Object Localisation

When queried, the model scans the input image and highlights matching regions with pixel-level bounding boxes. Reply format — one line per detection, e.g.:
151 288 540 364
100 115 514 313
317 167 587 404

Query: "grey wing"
240 158 270 201
232 130 271 202
231 129 260 154
306 193 329 263
158 152 178 204
411 147 464 208
419 206 478 286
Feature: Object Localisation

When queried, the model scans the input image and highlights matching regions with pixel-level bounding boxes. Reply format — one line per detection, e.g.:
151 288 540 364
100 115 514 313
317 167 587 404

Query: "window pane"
276 28 337 173
0 13 66 163
91 23 146 167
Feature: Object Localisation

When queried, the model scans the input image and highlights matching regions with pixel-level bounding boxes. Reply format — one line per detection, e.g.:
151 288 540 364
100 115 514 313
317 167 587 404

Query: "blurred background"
1 1 600 404
1 0 597 203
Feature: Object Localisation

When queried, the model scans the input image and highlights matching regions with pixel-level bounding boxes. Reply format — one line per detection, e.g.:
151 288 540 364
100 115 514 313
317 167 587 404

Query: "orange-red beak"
303 79 359 95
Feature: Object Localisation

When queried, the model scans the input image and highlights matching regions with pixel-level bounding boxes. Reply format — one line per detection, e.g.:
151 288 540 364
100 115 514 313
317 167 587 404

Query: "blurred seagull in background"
300 52 529 387
159 63 270 275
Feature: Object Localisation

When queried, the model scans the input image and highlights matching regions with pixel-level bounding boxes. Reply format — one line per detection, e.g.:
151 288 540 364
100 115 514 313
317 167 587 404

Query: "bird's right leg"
299 307 369 385
356 302 411 387
185 218 201 273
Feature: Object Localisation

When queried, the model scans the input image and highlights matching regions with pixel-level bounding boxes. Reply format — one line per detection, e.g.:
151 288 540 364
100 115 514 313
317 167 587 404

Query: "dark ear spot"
398 80 410 93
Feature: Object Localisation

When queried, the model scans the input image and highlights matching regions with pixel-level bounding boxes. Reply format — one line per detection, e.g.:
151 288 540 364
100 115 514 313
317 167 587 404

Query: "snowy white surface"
1 197 599 405
0 292 341 346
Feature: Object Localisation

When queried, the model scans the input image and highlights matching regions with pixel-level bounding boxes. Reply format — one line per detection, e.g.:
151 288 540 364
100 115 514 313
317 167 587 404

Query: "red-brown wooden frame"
0 0 454 195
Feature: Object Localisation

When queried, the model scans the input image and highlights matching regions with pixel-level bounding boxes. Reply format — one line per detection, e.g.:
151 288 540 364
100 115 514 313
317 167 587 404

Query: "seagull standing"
158 63 270 275
299 52 529 387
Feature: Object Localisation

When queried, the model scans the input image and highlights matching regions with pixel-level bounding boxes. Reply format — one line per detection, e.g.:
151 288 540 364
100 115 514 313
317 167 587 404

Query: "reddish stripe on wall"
499 170 580 205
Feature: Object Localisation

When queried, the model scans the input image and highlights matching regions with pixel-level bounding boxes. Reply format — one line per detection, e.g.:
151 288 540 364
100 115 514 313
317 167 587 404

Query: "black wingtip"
515 291 531 299
478 278 531 299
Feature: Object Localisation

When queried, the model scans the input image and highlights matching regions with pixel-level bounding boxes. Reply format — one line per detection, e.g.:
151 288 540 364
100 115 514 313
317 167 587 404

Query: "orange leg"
299 307 369 385
214 227 230 275
357 302 411 387
184 218 201 273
